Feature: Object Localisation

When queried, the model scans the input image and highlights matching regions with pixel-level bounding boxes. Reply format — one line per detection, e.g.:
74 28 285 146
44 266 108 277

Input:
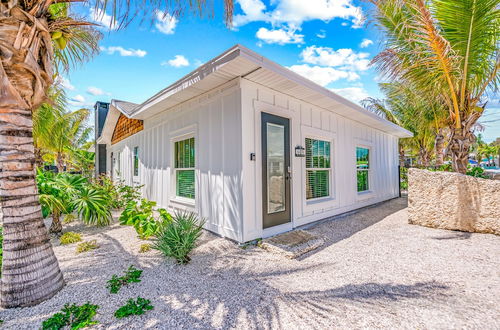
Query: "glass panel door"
261 113 291 229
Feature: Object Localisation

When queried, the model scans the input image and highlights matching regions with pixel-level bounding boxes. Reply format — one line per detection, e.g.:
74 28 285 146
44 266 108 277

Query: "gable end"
111 114 144 145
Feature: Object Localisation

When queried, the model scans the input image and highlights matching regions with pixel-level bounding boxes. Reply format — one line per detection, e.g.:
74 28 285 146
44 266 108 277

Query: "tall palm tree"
363 83 442 166
0 0 233 308
370 0 500 173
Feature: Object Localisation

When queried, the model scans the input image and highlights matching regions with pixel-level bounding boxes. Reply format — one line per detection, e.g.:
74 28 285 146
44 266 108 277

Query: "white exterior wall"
240 79 400 242
107 81 243 241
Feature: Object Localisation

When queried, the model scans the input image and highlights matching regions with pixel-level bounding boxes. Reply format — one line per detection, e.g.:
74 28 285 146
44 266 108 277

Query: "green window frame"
305 138 331 200
356 147 370 192
133 146 139 177
174 137 195 199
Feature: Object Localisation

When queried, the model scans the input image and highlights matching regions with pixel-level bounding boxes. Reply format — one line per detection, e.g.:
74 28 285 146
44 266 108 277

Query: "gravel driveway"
2 197 499 329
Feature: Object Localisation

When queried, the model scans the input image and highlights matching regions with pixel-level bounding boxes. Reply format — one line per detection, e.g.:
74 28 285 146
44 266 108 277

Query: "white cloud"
55 76 75 91
331 86 370 104
162 55 190 68
288 64 359 86
155 11 178 34
68 94 93 107
90 8 118 30
256 27 304 45
360 38 373 48
301 46 371 71
100 46 147 57
86 86 110 96
233 0 364 28
316 30 326 39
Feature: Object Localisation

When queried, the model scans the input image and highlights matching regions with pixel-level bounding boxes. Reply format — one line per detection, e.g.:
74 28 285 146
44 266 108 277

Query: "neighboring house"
95 44 412 243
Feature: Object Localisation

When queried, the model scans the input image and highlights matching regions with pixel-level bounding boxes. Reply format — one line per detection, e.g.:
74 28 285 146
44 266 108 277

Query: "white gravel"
1 197 499 329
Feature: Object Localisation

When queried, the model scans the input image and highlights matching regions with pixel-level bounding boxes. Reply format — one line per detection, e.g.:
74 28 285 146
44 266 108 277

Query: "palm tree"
0 0 233 308
370 0 500 174
363 83 442 166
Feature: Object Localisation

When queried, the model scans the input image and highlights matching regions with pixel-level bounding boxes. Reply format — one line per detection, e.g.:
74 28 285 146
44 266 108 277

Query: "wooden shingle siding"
111 114 144 145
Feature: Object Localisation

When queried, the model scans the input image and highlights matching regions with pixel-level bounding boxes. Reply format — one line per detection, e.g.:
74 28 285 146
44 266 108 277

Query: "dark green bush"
107 265 143 294
114 297 153 319
152 211 204 264
42 302 99 330
466 166 489 179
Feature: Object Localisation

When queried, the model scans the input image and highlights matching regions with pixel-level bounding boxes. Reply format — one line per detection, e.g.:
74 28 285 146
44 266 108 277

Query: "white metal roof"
111 44 412 138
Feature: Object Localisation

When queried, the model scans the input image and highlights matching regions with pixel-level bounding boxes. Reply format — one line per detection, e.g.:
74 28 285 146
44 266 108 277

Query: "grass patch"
139 244 151 253
60 232 82 245
107 265 143 294
114 297 153 319
42 303 99 330
76 240 99 254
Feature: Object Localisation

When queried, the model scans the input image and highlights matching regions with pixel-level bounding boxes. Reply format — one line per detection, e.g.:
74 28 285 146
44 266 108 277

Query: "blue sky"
65 0 499 142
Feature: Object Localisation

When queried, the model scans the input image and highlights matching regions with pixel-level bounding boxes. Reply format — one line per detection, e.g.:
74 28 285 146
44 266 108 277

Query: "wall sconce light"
295 145 306 157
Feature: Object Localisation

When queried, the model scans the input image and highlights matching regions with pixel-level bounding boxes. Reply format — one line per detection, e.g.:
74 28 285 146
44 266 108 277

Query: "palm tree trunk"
49 212 62 234
435 131 445 166
56 153 64 173
0 105 65 307
399 144 405 167
449 125 476 174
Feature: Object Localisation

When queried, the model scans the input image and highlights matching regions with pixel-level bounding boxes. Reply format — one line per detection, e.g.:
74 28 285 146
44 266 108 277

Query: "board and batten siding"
108 81 244 242
240 78 400 242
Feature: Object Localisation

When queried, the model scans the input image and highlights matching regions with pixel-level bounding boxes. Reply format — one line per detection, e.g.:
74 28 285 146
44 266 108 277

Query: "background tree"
0 0 233 308
370 0 500 173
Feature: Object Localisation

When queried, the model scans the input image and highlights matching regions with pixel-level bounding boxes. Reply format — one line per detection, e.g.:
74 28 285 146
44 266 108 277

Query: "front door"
262 113 291 229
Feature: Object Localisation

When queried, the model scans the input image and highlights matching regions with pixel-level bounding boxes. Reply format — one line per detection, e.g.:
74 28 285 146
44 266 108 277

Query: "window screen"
133 146 139 177
305 138 331 199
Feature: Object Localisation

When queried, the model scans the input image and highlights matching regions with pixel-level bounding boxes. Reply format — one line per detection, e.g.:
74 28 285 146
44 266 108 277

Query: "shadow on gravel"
297 197 408 260
134 258 450 329
431 231 472 240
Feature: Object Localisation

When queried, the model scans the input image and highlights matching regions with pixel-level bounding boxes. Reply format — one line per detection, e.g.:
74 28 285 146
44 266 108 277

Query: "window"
356 147 370 192
133 146 139 177
174 137 195 199
305 138 331 199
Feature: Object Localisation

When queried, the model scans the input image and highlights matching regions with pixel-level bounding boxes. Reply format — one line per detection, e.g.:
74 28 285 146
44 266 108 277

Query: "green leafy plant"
72 187 112 226
96 175 142 209
139 244 151 253
114 297 153 319
76 240 99 254
42 302 99 330
119 199 169 239
59 232 82 245
466 166 489 179
107 265 143 294
152 211 205 264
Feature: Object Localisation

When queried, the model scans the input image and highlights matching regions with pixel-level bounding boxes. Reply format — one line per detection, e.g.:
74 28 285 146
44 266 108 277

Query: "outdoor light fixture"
295 145 306 157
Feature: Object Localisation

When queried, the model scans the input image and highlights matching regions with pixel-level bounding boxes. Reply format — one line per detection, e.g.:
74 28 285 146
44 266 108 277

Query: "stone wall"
408 168 500 235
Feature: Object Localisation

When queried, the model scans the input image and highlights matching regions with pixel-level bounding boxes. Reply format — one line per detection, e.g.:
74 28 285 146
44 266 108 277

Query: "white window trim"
356 143 375 200
169 125 198 209
301 126 338 213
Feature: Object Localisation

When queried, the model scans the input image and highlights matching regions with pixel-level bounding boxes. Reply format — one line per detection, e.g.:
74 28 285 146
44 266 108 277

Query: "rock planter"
408 168 500 235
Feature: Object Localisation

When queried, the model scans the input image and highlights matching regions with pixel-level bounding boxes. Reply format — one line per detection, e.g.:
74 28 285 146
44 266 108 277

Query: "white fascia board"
237 45 413 138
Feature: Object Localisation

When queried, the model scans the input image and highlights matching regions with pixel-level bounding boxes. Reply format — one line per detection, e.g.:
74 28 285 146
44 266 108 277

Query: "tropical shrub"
59 232 82 245
42 303 99 330
152 211 205 264
119 199 170 239
36 169 113 232
400 167 408 190
466 167 489 179
139 244 151 253
96 175 142 209
107 266 143 294
114 297 153 319
71 186 112 226
76 240 99 254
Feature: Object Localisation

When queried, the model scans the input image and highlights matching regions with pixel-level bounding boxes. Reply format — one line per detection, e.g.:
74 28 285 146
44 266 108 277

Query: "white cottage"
95 44 412 243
